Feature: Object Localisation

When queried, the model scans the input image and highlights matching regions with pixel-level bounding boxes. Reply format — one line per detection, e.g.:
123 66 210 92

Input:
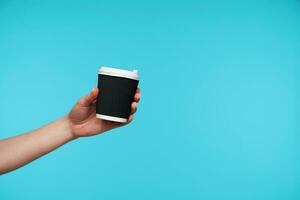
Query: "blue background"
0 0 299 199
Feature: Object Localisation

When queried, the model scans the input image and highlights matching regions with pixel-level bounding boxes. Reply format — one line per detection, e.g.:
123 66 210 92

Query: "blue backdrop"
0 0 299 199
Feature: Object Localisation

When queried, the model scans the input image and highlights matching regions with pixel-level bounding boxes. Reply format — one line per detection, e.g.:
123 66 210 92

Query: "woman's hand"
68 87 141 138
0 87 141 174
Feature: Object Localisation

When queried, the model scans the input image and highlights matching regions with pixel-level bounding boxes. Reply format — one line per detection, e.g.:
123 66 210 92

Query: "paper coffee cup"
96 66 139 123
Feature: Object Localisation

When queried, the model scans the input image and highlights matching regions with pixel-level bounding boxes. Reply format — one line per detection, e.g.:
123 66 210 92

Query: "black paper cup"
96 66 139 123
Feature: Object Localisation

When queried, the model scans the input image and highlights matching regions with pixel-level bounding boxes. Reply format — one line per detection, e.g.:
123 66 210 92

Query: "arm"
0 87 141 174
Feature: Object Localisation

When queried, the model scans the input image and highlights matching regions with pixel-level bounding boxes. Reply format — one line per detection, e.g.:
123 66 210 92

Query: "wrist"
63 116 78 141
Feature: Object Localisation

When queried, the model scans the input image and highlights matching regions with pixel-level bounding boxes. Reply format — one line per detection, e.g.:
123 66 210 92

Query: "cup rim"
98 66 139 80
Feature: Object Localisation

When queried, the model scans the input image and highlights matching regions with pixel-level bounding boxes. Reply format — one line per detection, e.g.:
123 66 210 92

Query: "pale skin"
0 87 141 175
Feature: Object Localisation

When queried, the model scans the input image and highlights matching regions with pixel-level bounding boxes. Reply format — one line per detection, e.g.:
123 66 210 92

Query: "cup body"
96 67 139 123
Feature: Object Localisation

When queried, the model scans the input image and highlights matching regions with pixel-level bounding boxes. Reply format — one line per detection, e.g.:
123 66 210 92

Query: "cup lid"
98 66 139 80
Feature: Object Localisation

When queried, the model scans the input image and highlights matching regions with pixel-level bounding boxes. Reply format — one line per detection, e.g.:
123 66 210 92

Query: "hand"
68 87 141 138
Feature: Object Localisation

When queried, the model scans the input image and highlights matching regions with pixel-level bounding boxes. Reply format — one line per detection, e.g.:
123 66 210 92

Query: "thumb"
77 87 99 107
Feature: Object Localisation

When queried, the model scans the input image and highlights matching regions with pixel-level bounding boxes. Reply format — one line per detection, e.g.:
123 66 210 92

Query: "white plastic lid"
98 66 139 80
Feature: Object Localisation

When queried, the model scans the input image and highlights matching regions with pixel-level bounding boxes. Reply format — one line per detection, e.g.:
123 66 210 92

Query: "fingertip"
132 101 137 107
90 87 99 99
134 93 140 102
128 115 134 123
136 88 141 94
131 102 137 113
94 87 99 94
130 102 137 115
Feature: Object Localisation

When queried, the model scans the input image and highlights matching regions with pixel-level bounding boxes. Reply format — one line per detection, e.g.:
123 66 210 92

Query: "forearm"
0 116 75 174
